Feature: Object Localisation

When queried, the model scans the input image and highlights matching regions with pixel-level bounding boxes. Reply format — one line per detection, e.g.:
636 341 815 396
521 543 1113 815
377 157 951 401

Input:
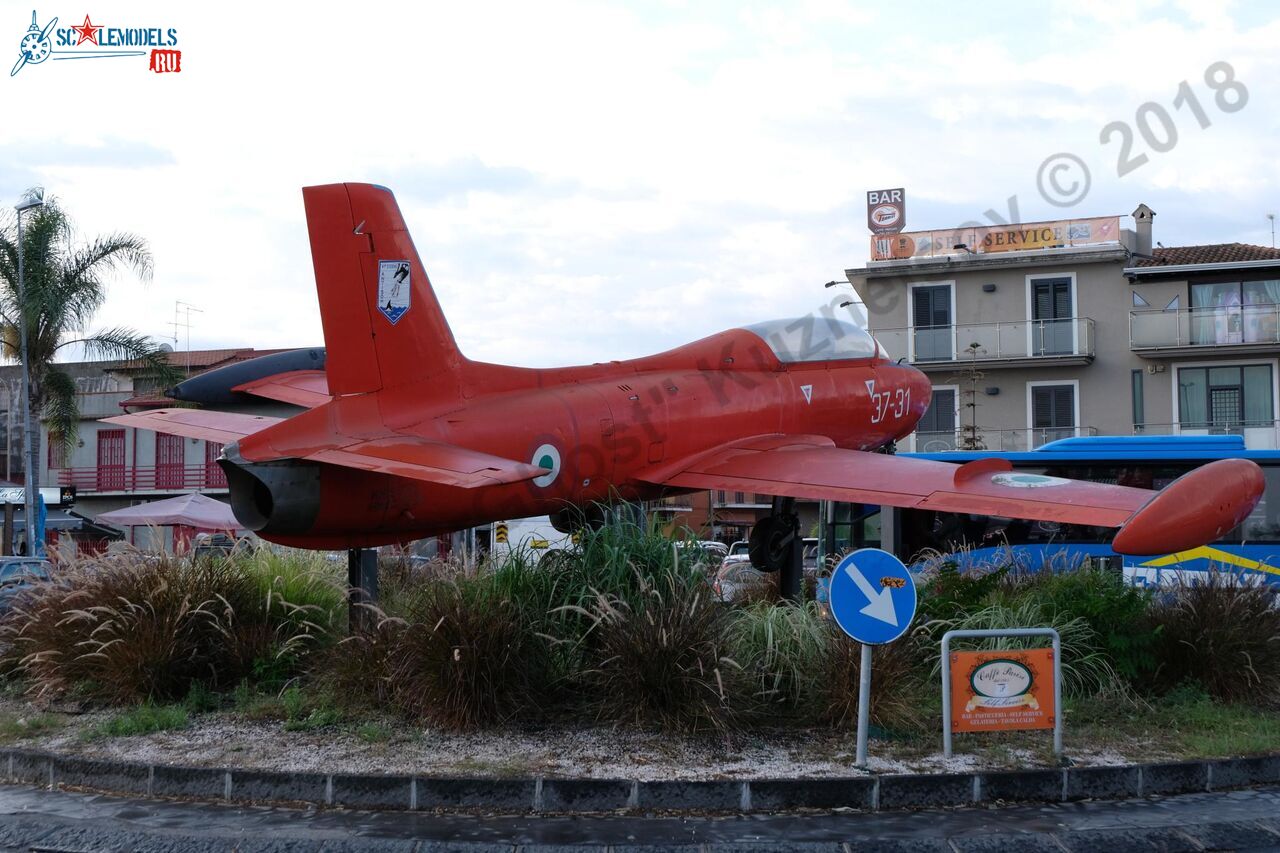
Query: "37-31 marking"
865 380 909 424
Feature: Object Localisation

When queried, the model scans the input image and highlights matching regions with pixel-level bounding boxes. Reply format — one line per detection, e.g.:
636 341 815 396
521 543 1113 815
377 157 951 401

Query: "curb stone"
5 746 1277 815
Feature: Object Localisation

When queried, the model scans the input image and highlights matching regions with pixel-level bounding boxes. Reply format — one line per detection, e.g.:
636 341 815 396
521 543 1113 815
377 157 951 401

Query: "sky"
3 0 1280 367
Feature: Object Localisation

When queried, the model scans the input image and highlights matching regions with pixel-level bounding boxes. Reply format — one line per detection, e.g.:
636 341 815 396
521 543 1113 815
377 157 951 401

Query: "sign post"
828 548 918 766
941 628 1062 758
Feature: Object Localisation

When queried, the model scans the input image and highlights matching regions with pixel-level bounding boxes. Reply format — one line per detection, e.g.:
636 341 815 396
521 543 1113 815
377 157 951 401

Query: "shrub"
1149 570 1280 705
914 553 1008 625
997 561 1158 682
577 573 741 733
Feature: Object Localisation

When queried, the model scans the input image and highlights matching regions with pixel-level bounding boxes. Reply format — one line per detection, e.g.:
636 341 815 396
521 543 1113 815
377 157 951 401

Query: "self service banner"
948 648 1056 733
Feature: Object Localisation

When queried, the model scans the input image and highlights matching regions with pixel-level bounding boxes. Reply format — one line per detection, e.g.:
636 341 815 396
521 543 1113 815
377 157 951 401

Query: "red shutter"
96 429 126 491
156 433 185 489
204 441 227 488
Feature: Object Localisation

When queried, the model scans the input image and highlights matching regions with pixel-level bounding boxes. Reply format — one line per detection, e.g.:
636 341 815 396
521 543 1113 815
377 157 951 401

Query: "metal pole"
942 632 953 758
1052 630 1063 756
15 211 35 557
855 642 873 766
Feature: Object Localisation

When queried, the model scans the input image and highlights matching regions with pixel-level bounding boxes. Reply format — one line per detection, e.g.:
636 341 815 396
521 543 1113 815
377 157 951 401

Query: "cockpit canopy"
740 317 883 363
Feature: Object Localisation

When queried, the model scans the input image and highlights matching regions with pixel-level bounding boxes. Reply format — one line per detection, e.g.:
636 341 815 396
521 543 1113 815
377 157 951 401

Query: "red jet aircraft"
106 183 1263 562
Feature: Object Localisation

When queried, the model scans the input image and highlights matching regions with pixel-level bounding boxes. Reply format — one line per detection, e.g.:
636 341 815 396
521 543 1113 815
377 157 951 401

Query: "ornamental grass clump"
0 550 338 704
819 631 929 733
728 600 830 718
922 598 1127 700
388 575 557 729
575 572 742 733
321 560 560 730
1149 569 1280 705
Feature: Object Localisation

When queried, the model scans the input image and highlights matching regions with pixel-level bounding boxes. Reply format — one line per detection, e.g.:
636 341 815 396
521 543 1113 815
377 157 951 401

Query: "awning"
95 493 241 531
11 510 122 538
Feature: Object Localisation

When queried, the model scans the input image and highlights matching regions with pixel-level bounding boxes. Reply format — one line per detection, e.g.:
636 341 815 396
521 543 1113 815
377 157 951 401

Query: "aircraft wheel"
748 515 793 573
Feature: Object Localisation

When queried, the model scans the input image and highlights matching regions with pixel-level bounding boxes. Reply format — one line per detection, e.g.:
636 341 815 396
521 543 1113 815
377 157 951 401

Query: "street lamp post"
14 188 44 556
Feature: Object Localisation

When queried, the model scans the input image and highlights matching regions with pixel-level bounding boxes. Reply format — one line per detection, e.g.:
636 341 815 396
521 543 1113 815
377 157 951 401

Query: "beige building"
846 206 1280 451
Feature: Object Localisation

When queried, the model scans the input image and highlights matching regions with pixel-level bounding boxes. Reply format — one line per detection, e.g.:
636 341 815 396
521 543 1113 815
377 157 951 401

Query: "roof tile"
1131 243 1280 267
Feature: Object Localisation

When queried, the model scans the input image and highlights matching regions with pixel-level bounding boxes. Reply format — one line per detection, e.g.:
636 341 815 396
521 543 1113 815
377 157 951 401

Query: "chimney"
1132 204 1156 256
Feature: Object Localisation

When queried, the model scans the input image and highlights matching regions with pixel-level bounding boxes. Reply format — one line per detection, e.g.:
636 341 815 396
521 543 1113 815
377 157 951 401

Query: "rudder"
303 183 464 397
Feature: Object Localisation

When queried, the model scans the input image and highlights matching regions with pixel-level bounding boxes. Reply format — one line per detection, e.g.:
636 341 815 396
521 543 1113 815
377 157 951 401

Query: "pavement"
0 782 1279 851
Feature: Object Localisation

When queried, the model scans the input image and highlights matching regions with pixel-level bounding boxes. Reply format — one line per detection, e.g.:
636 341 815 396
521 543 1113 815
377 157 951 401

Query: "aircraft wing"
306 438 548 488
637 435 1264 556
102 409 282 444
105 409 547 489
232 370 331 408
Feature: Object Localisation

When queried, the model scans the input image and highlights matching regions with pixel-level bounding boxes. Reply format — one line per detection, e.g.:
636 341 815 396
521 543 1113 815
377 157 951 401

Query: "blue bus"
822 435 1280 587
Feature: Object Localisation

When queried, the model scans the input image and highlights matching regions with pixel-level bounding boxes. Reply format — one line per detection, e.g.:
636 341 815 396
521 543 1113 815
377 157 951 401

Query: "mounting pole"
347 547 378 632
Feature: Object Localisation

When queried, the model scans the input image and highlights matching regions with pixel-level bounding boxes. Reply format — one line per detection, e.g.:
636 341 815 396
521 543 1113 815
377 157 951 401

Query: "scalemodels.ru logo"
10 10 181 76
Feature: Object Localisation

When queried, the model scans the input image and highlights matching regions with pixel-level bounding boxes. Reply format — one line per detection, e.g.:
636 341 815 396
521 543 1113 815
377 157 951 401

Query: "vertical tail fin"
302 183 464 397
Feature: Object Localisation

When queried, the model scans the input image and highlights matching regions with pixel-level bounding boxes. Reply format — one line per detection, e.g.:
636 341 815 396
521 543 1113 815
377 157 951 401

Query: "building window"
1191 280 1280 344
96 428 126 491
46 436 67 471
156 433 185 489
910 283 953 362
1177 364 1273 430
1029 276 1074 355
915 387 957 451
1030 384 1076 447
1131 370 1145 431
1132 291 1150 307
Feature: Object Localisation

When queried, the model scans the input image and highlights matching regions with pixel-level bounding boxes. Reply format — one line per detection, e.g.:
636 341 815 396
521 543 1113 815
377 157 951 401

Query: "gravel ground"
0 696 1155 780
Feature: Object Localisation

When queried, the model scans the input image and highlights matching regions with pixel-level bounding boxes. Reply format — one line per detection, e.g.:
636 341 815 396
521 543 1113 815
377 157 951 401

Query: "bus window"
1242 466 1280 543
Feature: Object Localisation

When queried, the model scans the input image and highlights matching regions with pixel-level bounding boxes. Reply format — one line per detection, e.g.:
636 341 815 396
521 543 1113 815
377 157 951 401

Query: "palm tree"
0 190 178 547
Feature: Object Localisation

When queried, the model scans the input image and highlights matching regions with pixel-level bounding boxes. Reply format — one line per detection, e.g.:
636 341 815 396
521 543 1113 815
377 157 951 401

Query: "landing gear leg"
347 547 378 633
748 497 804 602
775 498 803 602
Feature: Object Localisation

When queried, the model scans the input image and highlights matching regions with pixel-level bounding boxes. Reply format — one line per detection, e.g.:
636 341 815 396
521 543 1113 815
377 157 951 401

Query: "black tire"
748 516 793 573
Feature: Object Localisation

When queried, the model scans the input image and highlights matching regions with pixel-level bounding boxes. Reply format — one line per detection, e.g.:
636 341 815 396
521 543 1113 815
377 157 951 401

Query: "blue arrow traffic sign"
829 548 918 645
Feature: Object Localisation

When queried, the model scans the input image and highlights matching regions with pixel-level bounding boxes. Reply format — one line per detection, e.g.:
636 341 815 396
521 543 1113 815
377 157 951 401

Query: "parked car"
676 540 728 572
0 558 51 615
713 538 819 603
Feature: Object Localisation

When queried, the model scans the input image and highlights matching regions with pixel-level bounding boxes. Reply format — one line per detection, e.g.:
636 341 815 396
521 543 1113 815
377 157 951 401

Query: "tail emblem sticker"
377 260 411 324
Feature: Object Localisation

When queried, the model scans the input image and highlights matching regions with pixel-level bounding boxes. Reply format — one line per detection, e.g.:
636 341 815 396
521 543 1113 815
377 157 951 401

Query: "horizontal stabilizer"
233 370 331 408
102 409 282 444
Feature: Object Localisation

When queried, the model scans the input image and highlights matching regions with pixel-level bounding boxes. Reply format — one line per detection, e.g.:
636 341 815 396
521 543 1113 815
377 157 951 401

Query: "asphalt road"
0 782 1278 852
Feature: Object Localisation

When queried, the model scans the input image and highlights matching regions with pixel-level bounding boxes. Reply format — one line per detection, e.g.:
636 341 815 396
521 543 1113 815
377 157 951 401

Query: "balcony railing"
650 496 693 512
714 491 772 507
908 426 1098 452
57 464 227 494
874 318 1095 369
1130 305 1280 352
1135 421 1280 450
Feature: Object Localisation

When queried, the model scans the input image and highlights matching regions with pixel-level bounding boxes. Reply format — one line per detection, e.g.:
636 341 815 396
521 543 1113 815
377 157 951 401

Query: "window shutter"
1032 386 1073 429
1053 386 1074 428
1054 281 1071 319
913 287 933 328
